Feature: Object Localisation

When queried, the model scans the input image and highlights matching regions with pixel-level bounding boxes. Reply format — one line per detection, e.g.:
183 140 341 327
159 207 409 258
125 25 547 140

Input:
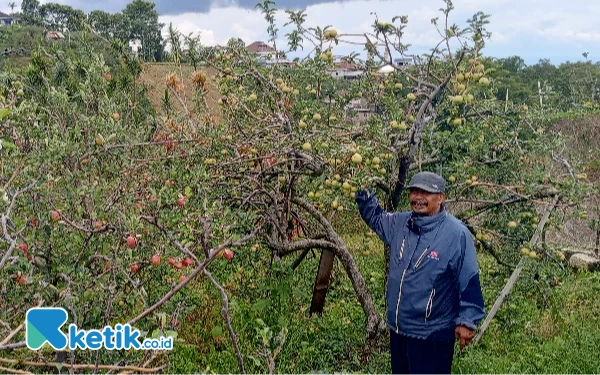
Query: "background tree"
122 0 164 61
20 0 42 26
38 3 85 32
184 32 203 70
88 10 131 43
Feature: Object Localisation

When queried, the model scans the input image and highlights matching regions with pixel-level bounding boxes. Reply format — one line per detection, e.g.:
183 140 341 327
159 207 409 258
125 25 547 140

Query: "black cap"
406 171 446 193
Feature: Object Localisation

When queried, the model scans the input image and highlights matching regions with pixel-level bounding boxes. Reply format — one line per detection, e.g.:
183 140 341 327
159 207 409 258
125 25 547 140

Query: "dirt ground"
138 63 221 125
545 115 600 250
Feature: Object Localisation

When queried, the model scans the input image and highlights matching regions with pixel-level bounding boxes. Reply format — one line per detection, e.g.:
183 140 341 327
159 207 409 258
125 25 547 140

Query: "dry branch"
472 194 561 345
0 357 165 373
203 269 246 374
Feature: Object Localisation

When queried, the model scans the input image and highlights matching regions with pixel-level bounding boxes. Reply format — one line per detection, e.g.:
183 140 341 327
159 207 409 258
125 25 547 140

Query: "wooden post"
472 194 560 345
309 250 336 315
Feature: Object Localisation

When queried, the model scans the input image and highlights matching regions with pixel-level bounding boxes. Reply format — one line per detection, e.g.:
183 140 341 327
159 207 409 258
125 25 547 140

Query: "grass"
165 214 600 374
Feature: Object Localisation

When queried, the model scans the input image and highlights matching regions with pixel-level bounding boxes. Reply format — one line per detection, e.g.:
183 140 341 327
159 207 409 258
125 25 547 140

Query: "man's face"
409 188 445 216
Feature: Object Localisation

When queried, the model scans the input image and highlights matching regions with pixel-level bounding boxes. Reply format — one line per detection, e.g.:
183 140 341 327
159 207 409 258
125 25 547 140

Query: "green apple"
351 153 363 164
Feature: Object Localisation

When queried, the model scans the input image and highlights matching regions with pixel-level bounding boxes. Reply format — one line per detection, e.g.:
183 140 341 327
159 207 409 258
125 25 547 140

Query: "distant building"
329 60 365 80
393 57 413 69
246 41 276 57
129 39 142 57
44 31 65 40
0 11 19 26
246 41 291 68
345 97 377 124
377 65 395 75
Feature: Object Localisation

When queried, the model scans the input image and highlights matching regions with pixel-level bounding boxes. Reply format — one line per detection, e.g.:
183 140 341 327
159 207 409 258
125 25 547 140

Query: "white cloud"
157 0 599 64
1 0 598 64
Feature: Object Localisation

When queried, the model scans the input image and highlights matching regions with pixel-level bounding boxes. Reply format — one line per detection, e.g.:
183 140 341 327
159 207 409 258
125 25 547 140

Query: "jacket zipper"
425 288 436 321
394 268 407 334
399 239 405 261
413 247 429 270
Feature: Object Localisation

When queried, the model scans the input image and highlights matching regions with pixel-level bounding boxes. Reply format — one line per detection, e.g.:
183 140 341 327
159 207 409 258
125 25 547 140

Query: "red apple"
31 218 38 227
179 275 186 283
224 249 234 260
126 236 137 249
112 112 120 121
18 243 28 253
168 257 176 266
177 196 185 207
182 257 193 267
130 263 139 273
51 210 60 222
151 254 161 266
175 262 183 269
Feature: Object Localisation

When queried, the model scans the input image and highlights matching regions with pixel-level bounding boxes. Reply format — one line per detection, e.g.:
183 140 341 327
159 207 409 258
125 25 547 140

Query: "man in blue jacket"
355 171 485 374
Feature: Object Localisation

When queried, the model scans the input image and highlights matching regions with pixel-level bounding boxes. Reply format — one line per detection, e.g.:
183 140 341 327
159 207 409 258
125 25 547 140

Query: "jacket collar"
406 204 448 234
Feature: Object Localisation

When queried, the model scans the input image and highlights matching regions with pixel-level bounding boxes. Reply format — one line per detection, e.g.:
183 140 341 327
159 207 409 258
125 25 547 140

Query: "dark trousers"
390 329 455 374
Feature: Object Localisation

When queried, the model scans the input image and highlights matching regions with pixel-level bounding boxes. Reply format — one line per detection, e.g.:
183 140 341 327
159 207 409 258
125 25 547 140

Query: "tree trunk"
293 197 386 339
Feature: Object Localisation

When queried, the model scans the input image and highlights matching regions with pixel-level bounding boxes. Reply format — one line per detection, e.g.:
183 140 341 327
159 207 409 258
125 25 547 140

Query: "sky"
2 0 599 65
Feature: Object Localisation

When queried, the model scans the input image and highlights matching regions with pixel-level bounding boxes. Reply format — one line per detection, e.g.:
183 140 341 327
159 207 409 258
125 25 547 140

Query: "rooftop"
246 41 276 54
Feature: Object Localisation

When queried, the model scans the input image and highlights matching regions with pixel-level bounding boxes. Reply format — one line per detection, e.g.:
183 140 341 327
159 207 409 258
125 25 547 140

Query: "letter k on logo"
26 308 68 350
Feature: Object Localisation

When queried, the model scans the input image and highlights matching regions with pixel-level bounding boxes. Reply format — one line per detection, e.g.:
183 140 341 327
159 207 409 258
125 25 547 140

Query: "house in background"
0 11 19 26
345 97 378 124
44 31 65 41
246 41 276 57
129 39 142 57
393 57 413 69
246 41 292 68
329 60 365 80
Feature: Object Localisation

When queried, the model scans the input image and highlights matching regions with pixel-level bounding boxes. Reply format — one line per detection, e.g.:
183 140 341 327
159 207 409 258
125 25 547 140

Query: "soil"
138 63 222 125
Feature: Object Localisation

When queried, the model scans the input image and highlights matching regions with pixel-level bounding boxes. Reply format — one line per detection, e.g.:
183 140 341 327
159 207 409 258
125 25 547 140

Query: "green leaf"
1 140 16 151
211 325 224 338
0 108 10 119
252 299 270 311
164 330 178 339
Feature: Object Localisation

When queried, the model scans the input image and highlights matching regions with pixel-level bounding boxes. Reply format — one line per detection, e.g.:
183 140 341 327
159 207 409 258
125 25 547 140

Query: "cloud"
30 0 374 16
2 0 598 64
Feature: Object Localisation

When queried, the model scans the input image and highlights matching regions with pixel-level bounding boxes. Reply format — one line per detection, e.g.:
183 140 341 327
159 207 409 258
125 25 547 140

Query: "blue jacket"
355 189 485 340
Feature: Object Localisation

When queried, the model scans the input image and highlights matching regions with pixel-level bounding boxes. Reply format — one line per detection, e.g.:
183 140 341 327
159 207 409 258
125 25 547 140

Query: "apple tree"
182 0 591 340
